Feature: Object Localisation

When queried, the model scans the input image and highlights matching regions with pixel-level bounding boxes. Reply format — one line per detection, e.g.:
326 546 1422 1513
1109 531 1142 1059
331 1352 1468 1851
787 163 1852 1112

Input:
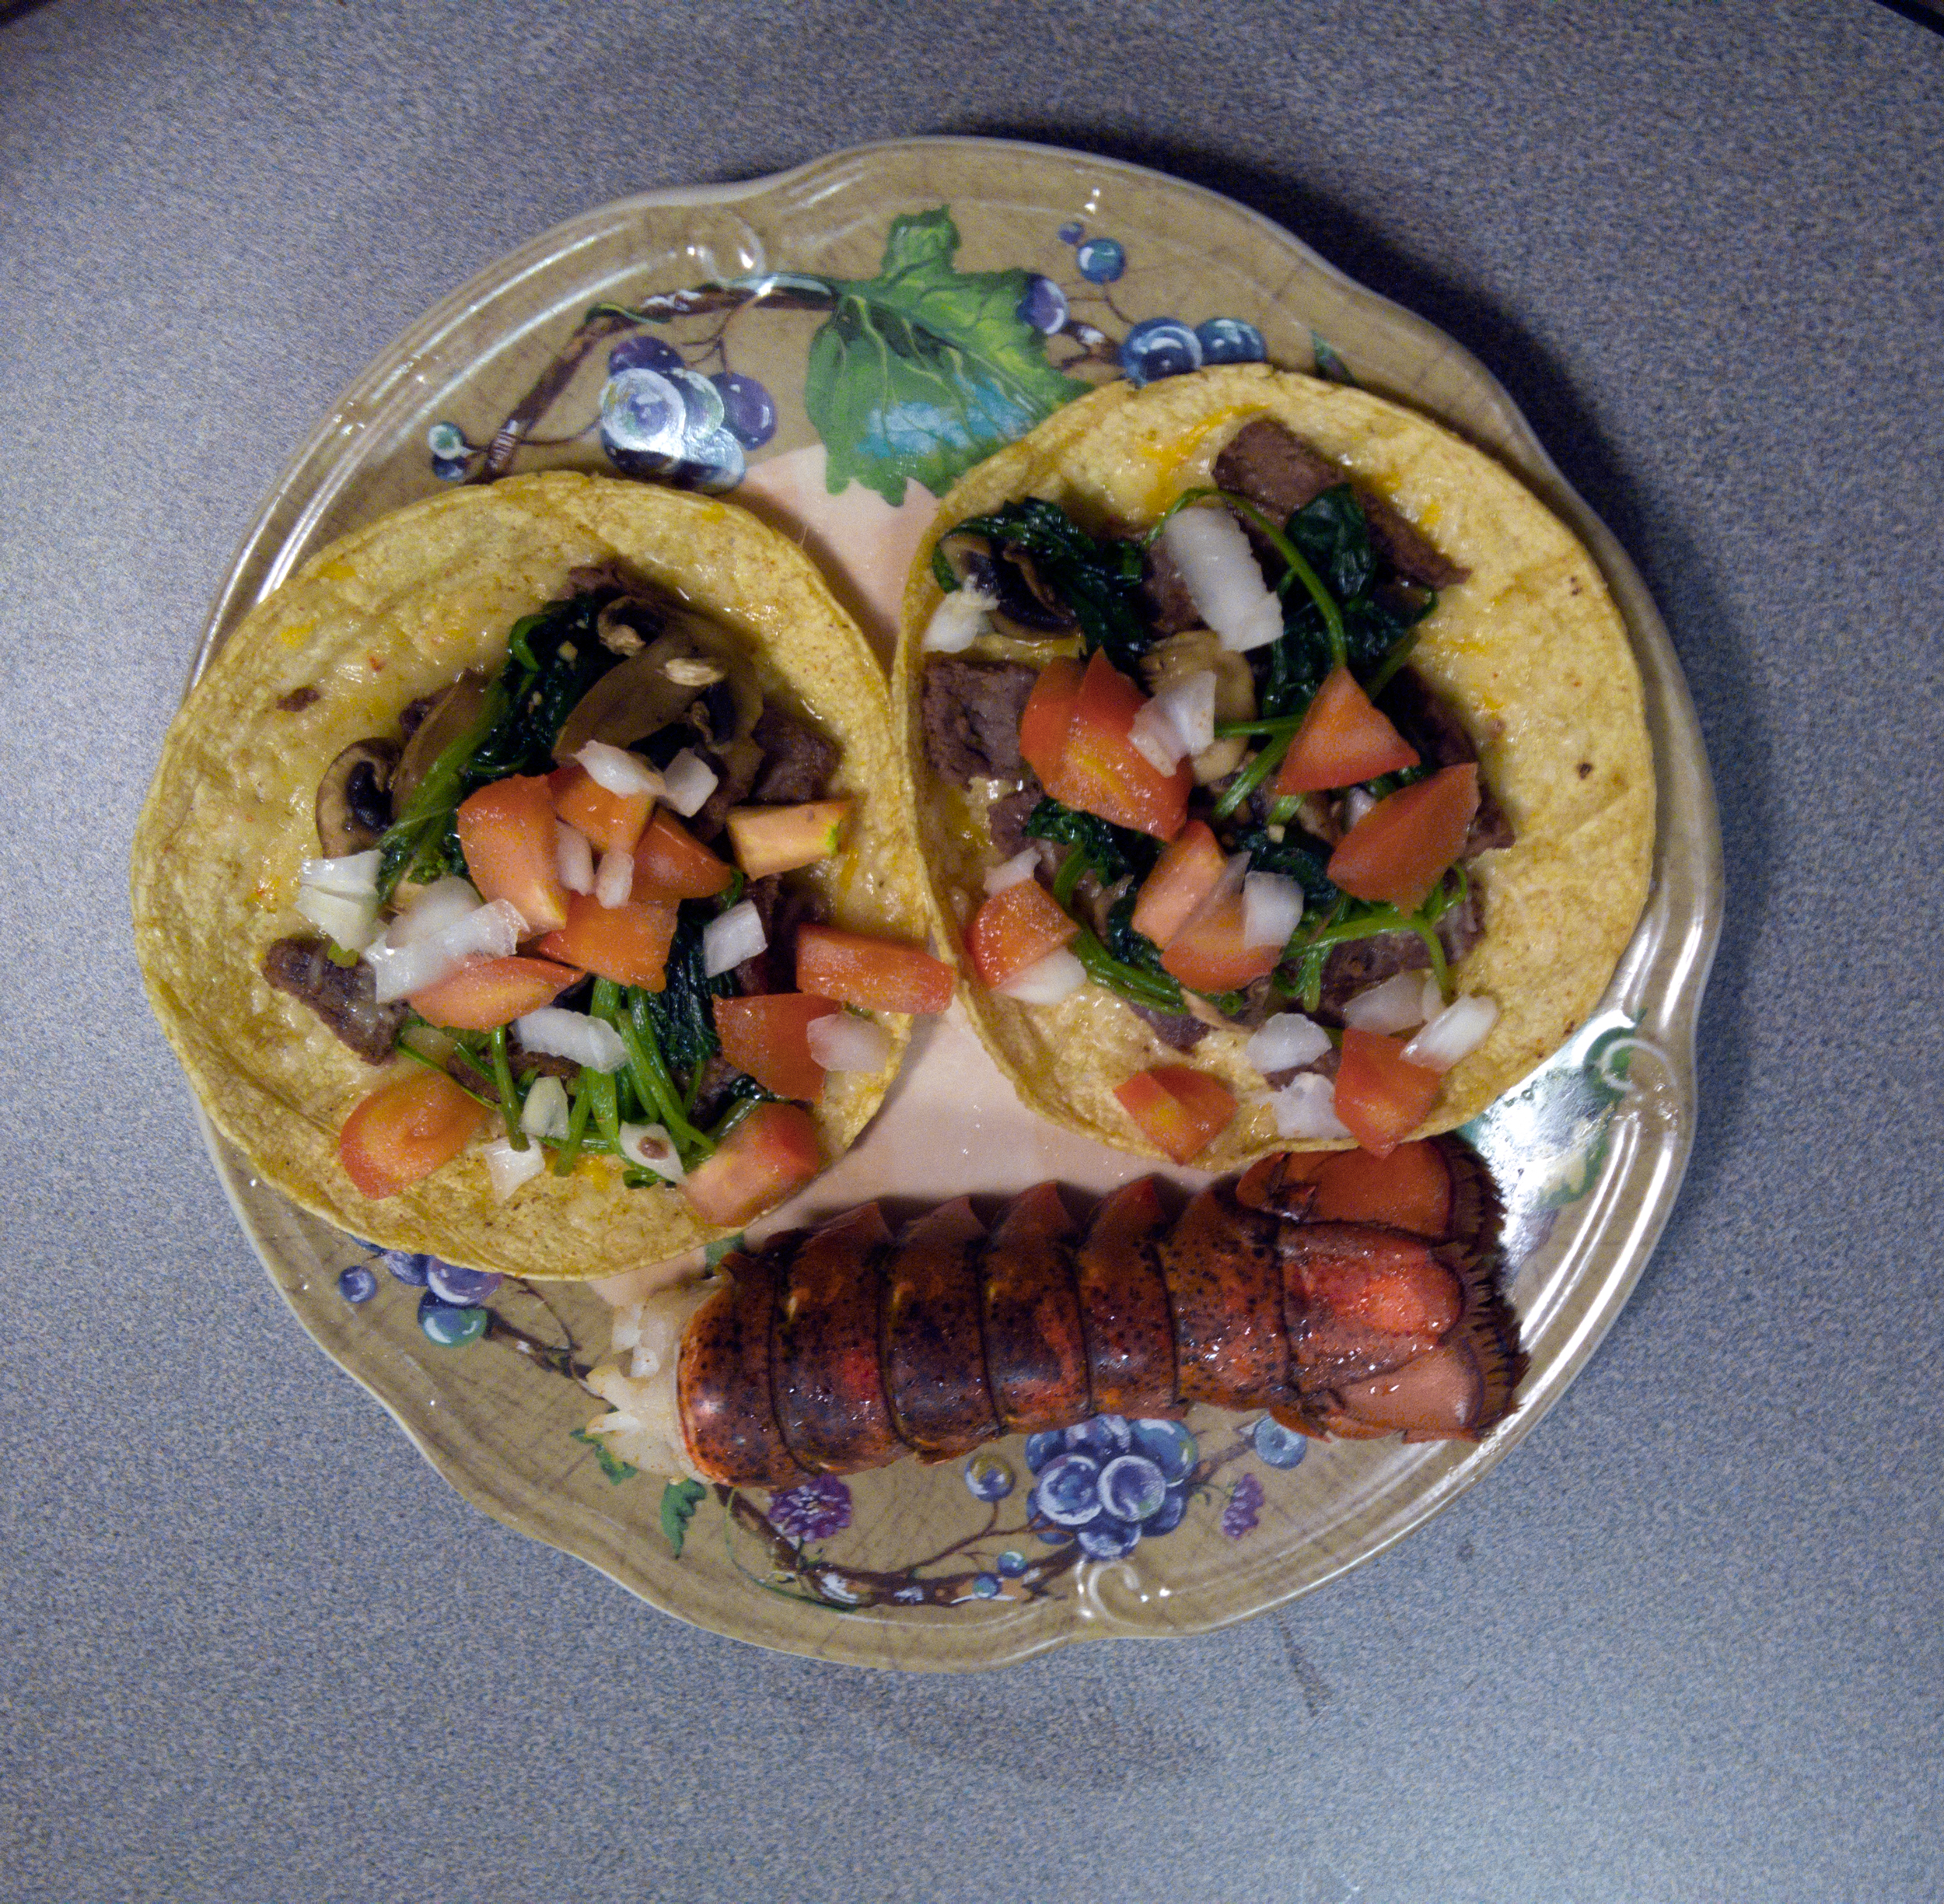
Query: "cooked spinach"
375 590 621 897
635 900 736 1076
933 499 1153 671
1024 798 1159 890
1227 826 1338 909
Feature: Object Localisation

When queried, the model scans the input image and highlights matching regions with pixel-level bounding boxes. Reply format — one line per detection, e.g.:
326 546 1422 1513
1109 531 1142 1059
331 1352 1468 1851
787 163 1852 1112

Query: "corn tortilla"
135 471 926 1280
894 365 1653 1167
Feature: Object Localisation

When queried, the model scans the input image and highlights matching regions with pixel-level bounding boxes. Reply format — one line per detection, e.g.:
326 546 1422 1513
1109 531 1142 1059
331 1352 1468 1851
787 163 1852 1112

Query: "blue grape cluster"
1023 1415 1198 1561
599 334 774 492
1118 313 1267 388
339 1247 499 1349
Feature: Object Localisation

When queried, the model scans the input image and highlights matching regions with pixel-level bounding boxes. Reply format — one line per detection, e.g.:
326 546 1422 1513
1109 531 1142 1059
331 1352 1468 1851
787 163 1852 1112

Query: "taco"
894 364 1653 1168
135 471 939 1281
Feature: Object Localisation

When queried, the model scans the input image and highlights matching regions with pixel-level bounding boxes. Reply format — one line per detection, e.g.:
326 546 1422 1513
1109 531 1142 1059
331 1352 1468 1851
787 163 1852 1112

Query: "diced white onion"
294 885 378 954
440 898 525 962
1343 971 1435 1034
702 899 766 978
618 1122 686 1184
1404 994 1499 1073
1241 871 1305 950
1152 668 1216 757
1421 971 1446 1024
996 944 1087 1003
519 1075 571 1141
556 821 595 894
1180 850 1252 940
365 900 524 1003
1344 788 1379 828
1244 1012 1332 1076
659 748 719 817
481 1136 546 1200
1268 1072 1354 1141
388 877 481 947
981 849 1041 895
576 740 663 798
1160 508 1284 653
921 584 999 653
297 849 380 897
806 1011 892 1073
1129 698 1188 775
595 844 635 909
514 1008 628 1073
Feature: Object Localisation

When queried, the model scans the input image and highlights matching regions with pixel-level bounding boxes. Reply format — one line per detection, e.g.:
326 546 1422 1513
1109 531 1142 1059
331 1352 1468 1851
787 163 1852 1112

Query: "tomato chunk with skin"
725 800 853 879
1334 1028 1443 1158
1131 820 1227 950
1160 890 1281 994
456 775 570 933
536 893 678 991
713 994 838 1101
1272 664 1420 796
796 925 955 1015
1042 649 1192 841
1328 763 1479 912
547 762 652 856
338 1069 488 1198
682 1102 823 1228
1017 656 1084 785
408 954 582 1031
966 880 1079 989
631 809 733 901
1114 1066 1238 1164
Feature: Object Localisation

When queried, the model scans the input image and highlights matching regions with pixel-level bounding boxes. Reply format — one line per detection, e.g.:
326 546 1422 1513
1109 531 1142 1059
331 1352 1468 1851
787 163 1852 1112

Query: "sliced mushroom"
552 614 757 762
316 739 400 854
389 670 493 816
1141 628 1256 783
938 530 1079 639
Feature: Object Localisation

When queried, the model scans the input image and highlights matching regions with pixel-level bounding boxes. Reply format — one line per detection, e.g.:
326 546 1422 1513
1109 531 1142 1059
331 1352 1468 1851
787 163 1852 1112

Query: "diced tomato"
631 809 734 901
456 775 570 933
1114 1066 1238 1164
1017 656 1085 784
1159 889 1281 993
547 761 652 856
796 924 955 1014
713 993 838 1101
1306 1139 1455 1236
409 954 581 1031
1272 664 1420 796
965 880 1079 989
1327 764 1479 912
724 800 853 878
681 1102 823 1228
1333 1028 1442 1157
535 892 678 991
1041 649 1192 841
337 1069 489 1199
1131 820 1227 950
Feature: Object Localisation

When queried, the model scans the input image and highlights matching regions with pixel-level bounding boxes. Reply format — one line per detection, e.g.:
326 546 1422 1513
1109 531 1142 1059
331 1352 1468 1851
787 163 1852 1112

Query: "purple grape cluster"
1222 1472 1264 1539
339 1247 498 1349
599 334 774 491
1024 1415 1198 1561
767 1475 853 1543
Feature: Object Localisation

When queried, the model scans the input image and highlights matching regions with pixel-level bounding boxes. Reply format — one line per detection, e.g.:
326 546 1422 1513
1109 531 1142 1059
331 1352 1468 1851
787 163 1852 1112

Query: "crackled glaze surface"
192 141 1718 1669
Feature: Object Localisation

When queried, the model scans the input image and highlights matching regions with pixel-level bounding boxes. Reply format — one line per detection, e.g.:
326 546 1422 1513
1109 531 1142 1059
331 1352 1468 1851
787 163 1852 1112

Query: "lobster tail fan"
1432 1134 1503 1257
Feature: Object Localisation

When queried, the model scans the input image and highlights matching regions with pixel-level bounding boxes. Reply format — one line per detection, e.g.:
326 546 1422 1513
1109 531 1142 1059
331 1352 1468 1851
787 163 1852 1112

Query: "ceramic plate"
184 138 1720 1670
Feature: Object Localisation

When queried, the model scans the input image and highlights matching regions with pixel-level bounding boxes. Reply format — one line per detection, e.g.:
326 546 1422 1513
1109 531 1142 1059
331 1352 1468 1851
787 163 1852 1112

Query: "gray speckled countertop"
5 2 1942 1898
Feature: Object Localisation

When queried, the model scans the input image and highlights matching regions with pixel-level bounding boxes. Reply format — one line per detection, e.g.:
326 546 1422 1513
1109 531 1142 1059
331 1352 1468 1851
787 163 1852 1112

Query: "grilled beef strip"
261 936 411 1064
921 657 1037 785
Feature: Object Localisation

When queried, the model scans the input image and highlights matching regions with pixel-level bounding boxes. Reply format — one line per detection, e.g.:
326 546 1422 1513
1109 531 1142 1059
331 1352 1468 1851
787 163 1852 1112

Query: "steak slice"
921 657 1036 784
748 705 838 805
1140 537 1204 636
261 936 409 1064
1214 417 1470 590
1129 1001 1209 1052
985 774 1044 858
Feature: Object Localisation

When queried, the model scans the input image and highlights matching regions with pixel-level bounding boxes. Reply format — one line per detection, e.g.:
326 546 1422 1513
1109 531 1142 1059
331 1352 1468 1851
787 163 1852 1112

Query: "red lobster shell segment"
676 1138 1526 1486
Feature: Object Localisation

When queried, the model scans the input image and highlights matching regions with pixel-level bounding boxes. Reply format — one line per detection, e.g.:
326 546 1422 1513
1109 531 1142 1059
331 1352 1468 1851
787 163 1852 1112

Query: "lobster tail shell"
881 1199 1001 1459
679 1238 813 1487
1156 1186 1289 1412
980 1183 1091 1435
1072 1178 1179 1418
774 1203 901 1475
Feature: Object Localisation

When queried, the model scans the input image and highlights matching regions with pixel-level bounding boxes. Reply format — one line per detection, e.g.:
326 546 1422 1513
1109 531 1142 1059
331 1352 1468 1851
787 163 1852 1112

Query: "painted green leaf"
805 208 1090 506
659 1478 708 1557
1310 331 1355 386
569 1426 638 1485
